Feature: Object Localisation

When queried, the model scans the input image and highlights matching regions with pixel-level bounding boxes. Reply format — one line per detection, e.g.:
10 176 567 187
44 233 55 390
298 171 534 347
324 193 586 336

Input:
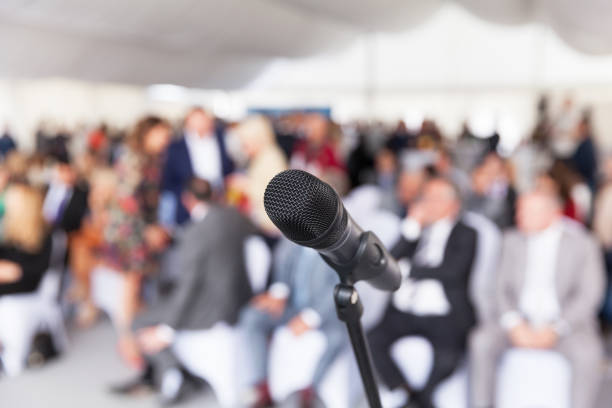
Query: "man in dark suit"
368 177 477 408
113 178 256 405
159 107 234 227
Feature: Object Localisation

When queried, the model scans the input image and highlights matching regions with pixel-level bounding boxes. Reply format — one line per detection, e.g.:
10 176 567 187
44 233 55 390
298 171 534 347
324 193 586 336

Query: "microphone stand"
334 282 382 408
324 231 386 408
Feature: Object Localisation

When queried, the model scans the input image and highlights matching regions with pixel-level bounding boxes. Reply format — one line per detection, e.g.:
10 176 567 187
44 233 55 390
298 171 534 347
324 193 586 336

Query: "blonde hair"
4 151 29 182
3 184 46 253
235 115 276 150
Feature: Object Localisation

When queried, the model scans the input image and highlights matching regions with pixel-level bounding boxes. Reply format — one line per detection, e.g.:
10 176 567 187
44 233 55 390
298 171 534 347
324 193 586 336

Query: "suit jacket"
391 220 478 332
496 223 605 333
58 183 89 233
136 205 256 331
161 130 234 225
272 239 339 328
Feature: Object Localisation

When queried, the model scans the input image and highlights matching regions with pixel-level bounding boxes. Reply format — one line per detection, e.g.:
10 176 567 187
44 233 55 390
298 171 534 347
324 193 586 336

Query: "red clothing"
290 140 345 176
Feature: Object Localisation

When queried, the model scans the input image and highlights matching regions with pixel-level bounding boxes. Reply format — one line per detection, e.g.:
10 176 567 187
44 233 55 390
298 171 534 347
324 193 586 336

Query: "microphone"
263 169 401 291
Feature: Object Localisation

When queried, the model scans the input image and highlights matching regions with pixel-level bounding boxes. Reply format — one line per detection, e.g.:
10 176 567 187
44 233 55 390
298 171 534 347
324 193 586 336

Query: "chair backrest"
462 211 503 324
243 235 271 294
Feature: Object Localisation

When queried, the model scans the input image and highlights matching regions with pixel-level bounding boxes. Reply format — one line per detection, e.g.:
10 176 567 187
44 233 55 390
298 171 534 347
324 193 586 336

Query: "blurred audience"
470 191 605 408
0 95 610 407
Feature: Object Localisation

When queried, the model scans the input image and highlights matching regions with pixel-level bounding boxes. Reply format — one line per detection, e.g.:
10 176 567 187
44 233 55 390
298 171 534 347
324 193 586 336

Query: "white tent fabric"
2 0 612 88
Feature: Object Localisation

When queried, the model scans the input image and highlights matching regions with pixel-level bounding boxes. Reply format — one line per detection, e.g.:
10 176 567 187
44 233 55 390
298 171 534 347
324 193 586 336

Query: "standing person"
97 116 171 332
160 107 234 226
228 115 287 234
470 191 605 408
290 114 345 177
368 177 477 408
571 112 598 191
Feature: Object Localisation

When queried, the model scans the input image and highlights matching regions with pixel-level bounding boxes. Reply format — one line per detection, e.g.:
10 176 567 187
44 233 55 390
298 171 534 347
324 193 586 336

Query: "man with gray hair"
469 190 605 408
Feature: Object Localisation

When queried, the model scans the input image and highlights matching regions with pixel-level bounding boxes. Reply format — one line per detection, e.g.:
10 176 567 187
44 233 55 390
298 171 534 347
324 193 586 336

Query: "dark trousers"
368 306 466 407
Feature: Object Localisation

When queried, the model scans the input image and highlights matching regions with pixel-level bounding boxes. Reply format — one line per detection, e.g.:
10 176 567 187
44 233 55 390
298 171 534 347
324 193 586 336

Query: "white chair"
0 231 69 376
392 337 468 408
268 328 357 408
496 349 571 408
173 322 242 407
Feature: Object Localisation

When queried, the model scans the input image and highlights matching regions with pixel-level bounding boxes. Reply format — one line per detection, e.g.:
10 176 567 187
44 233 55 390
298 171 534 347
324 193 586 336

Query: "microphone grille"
264 170 339 243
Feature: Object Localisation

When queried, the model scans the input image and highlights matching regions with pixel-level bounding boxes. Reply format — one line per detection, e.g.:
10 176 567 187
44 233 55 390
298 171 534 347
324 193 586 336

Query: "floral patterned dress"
100 149 163 274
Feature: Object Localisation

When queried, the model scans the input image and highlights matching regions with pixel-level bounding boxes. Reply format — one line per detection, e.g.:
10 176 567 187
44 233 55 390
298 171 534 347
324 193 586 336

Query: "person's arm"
389 217 421 260
556 236 606 335
301 264 338 329
496 233 524 330
0 237 52 296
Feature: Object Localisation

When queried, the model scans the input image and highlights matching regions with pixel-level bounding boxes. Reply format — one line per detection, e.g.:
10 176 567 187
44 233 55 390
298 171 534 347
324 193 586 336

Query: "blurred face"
418 180 460 224
375 150 396 175
143 124 171 155
185 110 214 138
305 115 328 146
396 170 425 207
516 193 561 234
56 163 76 185
239 131 261 158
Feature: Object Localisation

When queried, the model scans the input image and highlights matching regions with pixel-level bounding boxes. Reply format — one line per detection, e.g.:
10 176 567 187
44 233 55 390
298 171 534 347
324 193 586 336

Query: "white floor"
1 320 611 408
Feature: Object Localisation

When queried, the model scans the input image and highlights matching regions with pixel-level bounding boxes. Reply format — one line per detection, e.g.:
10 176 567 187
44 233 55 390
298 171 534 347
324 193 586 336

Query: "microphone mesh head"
264 170 339 243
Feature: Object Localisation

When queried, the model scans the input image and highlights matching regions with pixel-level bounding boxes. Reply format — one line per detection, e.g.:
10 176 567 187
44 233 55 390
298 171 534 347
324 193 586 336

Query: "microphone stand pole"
334 282 382 408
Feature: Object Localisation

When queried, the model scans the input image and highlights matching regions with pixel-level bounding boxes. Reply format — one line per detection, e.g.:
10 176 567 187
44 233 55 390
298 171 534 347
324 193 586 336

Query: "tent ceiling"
0 0 611 88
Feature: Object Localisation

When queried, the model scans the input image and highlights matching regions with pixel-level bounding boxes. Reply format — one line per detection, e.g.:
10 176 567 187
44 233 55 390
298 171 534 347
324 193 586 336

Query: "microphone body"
264 169 401 291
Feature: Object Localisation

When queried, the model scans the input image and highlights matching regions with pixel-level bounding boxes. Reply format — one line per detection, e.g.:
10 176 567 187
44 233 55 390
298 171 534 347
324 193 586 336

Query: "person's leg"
468 325 508 408
148 348 182 388
557 329 604 408
367 307 416 390
238 306 282 385
311 325 348 387
414 345 462 408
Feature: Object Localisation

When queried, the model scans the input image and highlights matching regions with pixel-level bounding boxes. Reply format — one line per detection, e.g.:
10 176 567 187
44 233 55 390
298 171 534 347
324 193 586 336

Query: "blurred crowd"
0 96 611 408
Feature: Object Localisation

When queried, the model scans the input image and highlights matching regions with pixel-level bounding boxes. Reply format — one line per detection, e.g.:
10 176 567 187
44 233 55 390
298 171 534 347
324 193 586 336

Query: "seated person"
470 191 605 408
112 178 257 405
368 177 477 408
239 239 347 408
0 184 52 376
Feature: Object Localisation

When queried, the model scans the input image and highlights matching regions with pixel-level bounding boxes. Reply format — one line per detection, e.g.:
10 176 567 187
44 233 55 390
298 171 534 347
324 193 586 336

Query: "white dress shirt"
518 221 563 327
185 132 222 187
392 217 454 315
42 181 71 223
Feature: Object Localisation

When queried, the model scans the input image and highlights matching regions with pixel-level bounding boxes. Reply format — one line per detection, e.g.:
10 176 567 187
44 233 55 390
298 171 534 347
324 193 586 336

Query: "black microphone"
263 169 401 291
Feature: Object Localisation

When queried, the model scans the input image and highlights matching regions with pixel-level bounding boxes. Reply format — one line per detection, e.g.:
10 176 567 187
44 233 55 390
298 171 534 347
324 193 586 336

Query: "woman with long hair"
95 116 171 334
0 184 52 375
